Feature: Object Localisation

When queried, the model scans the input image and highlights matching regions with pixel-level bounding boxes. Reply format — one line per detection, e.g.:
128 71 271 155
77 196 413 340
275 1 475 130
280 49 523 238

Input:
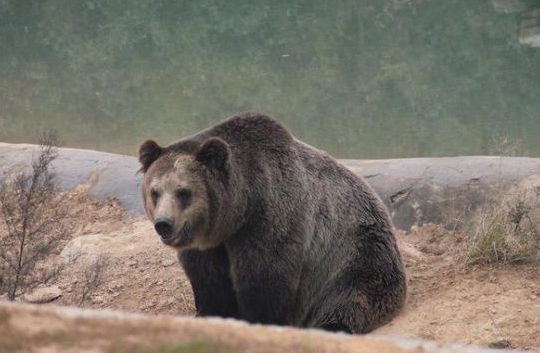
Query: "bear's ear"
138 140 163 173
196 138 230 170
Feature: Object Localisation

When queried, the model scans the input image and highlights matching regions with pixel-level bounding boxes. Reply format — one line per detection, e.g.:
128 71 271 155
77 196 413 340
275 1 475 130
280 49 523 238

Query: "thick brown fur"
139 112 407 333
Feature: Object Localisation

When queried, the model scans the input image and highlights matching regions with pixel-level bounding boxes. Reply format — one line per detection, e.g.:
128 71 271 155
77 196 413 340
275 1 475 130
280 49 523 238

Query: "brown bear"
138 112 407 333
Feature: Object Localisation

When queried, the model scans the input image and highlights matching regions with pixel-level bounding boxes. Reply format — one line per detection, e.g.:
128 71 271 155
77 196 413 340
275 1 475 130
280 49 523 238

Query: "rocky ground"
1 185 539 352
23 185 196 316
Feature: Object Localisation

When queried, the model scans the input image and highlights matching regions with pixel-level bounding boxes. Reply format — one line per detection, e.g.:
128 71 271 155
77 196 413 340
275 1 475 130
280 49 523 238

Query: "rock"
91 295 105 305
161 258 176 267
0 143 145 215
1 301 529 353
158 298 169 307
126 260 138 267
60 234 109 262
60 234 119 269
23 286 62 304
6 143 540 231
345 157 540 230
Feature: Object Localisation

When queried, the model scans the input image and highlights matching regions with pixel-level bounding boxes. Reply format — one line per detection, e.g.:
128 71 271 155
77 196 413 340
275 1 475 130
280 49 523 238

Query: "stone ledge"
0 301 532 353
3 143 540 230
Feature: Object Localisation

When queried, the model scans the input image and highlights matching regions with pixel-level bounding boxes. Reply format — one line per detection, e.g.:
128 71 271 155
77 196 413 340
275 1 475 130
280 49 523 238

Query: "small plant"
466 190 540 265
464 133 540 265
0 131 68 300
79 255 109 305
490 134 524 157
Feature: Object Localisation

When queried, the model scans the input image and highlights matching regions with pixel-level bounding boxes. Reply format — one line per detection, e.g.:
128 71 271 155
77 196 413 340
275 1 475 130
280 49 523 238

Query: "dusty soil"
377 225 540 351
1 188 540 351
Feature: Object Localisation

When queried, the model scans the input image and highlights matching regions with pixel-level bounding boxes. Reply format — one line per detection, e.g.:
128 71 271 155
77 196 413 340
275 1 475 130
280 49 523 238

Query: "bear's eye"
176 188 192 205
150 189 160 205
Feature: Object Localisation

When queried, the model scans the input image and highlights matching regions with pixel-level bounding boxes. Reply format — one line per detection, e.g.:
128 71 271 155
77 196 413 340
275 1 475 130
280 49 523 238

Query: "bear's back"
166 112 293 157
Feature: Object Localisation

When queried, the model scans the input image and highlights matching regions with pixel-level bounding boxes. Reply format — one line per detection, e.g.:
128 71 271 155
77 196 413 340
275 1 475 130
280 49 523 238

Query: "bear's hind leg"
305 285 373 334
311 273 405 334
179 245 239 318
314 302 371 334
313 301 375 334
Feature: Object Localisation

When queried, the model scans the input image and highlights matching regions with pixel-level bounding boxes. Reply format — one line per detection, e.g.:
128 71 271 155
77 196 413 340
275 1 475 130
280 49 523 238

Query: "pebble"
92 295 105 305
126 260 138 267
161 258 177 267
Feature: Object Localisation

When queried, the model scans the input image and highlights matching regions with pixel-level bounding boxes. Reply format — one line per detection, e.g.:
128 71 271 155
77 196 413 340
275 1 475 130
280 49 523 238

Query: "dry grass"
465 189 540 265
460 134 540 265
79 255 110 305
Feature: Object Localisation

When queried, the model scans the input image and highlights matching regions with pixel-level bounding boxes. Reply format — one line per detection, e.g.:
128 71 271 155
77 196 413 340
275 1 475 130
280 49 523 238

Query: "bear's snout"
154 218 174 239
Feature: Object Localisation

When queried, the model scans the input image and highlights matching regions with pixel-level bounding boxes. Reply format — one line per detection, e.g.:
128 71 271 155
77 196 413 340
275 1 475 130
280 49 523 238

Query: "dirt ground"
377 225 540 351
2 187 540 352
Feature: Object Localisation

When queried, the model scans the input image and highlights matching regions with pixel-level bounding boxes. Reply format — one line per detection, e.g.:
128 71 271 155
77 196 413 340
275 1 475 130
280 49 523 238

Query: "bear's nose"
154 218 173 238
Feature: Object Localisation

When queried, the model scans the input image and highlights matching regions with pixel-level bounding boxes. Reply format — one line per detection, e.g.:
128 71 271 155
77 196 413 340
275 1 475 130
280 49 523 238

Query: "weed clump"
466 189 540 265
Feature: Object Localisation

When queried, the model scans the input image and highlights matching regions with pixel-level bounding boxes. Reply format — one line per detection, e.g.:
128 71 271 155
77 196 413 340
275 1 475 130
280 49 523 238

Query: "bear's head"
138 137 237 250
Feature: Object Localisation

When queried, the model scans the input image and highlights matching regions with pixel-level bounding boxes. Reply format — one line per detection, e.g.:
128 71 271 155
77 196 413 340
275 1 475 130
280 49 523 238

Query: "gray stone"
22 286 62 304
1 301 536 353
4 143 540 231
0 143 144 216
161 258 177 267
60 234 111 265
344 156 540 230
